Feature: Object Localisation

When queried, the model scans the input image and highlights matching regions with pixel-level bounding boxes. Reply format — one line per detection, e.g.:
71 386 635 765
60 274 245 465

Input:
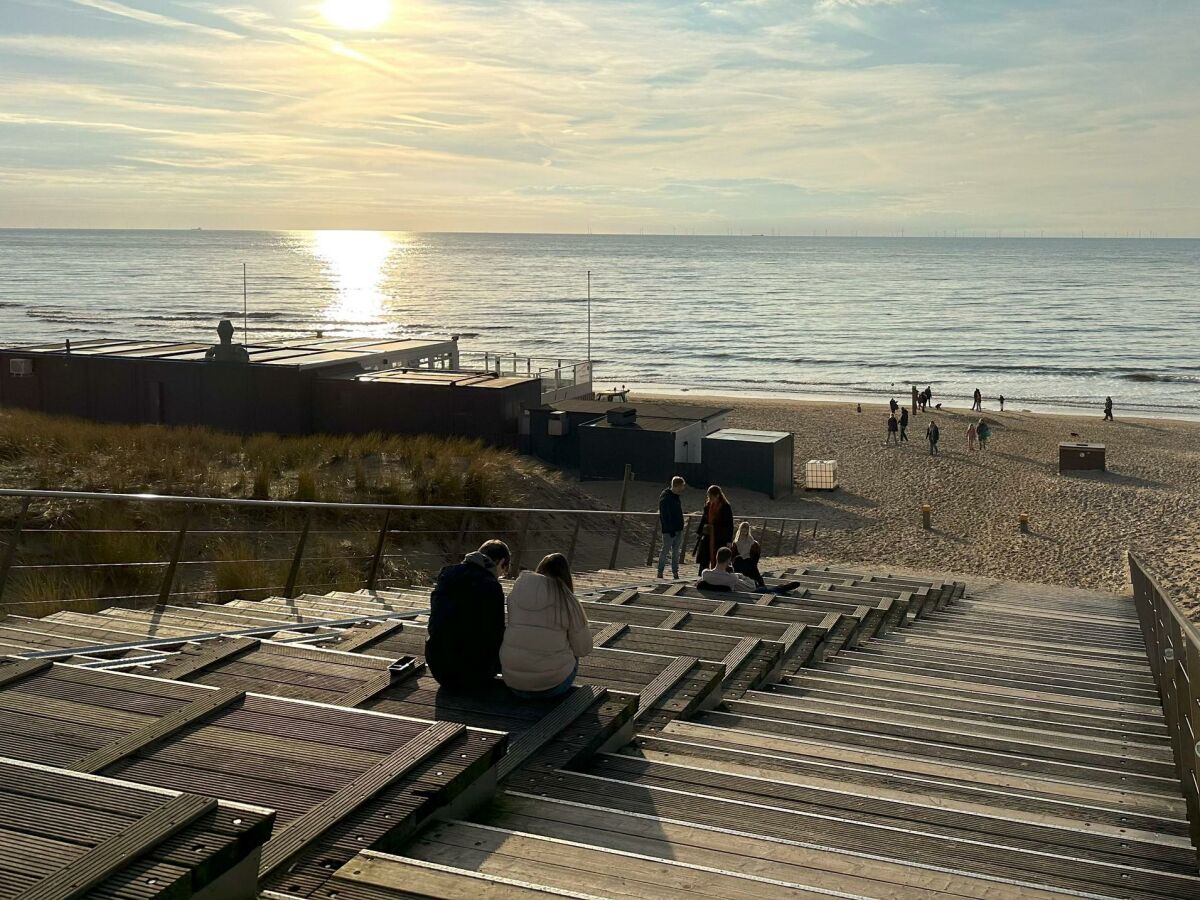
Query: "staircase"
0 560 1194 898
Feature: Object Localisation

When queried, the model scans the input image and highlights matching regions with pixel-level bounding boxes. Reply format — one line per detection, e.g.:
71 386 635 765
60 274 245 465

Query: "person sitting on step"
501 553 593 700
731 521 764 587
425 540 510 690
698 546 759 592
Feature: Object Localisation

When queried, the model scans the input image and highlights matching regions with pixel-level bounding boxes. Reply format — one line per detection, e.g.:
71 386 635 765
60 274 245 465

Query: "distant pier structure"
0 325 591 446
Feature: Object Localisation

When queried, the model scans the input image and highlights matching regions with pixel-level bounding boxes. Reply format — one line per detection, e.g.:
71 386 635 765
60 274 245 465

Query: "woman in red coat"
695 485 734 573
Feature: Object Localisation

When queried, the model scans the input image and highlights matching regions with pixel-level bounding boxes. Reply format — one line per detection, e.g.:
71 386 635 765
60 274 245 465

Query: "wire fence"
0 488 818 617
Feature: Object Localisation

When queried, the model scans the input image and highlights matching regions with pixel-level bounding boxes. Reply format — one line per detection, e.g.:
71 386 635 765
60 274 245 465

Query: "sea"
1 229 1197 419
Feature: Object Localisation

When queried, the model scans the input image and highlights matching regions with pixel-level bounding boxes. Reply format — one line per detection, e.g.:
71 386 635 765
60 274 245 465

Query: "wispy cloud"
0 0 1196 233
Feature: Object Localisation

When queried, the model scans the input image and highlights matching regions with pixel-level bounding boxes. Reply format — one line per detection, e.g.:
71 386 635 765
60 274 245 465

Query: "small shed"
577 412 704 482
702 429 794 498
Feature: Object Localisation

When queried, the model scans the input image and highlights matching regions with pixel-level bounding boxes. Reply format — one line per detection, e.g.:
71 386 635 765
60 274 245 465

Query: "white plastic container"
805 459 839 490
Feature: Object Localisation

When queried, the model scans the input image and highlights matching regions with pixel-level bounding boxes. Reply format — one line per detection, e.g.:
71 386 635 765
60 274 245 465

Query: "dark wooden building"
0 336 535 445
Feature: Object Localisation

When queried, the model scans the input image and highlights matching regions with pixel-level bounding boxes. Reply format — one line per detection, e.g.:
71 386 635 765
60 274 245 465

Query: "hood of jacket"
463 550 498 575
509 572 564 612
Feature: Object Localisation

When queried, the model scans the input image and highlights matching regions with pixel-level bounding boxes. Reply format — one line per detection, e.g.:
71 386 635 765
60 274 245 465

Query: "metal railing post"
609 464 633 569
566 515 581 567
0 497 32 606
157 506 191 605
283 510 313 599
366 510 391 592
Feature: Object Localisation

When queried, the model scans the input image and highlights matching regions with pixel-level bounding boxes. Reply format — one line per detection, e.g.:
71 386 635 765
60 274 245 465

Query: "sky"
0 0 1197 234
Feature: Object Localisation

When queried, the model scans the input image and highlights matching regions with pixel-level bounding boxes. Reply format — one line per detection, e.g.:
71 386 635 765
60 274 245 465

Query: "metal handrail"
0 488 819 615
1128 551 1200 852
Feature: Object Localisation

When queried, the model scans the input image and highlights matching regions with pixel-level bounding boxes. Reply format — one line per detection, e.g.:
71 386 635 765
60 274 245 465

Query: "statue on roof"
205 319 250 363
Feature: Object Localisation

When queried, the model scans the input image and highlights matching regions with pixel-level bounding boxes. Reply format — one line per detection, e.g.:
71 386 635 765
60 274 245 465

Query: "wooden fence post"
0 497 32 606
566 515 581 567
792 520 802 554
283 510 313 598
157 506 191 605
366 510 392 592
456 511 472 557
646 519 660 567
609 464 633 569
774 519 786 556
513 511 531 573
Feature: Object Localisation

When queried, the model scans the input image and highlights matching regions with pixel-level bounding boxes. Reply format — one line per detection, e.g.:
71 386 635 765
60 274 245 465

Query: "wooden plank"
72 687 246 775
711 601 738 616
498 685 604 780
592 623 628 647
0 657 51 688
663 584 686 596
152 636 260 680
779 623 806 655
636 656 699 720
338 657 425 708
259 719 464 877
721 638 759 679
610 590 638 606
22 792 216 900
659 611 689 630
326 620 407 652
335 850 586 898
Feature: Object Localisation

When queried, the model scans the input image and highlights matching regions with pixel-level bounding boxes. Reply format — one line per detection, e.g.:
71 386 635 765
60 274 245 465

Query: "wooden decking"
0 561 1194 898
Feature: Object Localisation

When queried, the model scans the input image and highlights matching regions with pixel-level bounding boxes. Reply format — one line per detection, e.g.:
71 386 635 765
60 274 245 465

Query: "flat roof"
545 400 730 420
3 337 458 371
584 416 699 433
706 428 791 443
337 369 537 389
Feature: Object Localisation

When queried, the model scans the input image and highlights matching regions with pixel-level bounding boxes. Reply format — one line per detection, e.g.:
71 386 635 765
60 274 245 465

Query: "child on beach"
886 413 899 445
977 419 991 450
966 420 977 450
926 420 940 455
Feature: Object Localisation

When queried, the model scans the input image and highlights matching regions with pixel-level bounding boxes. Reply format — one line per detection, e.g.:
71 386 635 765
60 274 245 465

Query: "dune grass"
0 408 559 614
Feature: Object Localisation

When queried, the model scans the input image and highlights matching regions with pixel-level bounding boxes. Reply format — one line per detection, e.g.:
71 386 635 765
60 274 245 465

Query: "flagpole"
242 263 248 345
586 270 591 363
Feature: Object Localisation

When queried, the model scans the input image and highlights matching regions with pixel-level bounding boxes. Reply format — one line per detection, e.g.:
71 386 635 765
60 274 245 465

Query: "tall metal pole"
242 263 248 345
586 270 592 363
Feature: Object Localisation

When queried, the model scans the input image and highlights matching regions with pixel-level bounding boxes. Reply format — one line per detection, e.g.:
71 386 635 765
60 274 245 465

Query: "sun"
320 0 391 30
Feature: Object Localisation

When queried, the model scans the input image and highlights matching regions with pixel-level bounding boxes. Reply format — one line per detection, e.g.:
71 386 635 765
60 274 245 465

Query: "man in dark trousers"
1104 396 1114 421
425 539 510 690
899 406 910 442
927 419 940 455
657 476 686 579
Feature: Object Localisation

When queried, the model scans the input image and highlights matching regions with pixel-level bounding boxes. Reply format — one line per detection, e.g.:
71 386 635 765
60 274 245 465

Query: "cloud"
0 0 1196 234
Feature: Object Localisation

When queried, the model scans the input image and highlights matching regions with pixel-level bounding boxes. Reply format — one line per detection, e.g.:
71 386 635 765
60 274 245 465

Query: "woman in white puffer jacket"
501 553 593 699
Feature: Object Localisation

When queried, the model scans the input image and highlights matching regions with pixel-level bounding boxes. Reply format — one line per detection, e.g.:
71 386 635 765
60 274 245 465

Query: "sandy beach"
592 393 1200 617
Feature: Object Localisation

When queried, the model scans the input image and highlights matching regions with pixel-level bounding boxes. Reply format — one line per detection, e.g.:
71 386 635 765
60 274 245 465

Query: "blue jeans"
511 661 578 700
657 530 685 579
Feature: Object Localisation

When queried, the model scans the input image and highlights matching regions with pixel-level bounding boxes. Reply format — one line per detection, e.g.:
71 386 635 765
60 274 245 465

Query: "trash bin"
1058 443 1105 473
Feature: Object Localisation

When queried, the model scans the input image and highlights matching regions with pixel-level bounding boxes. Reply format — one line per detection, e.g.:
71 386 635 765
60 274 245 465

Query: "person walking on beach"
695 485 734 574
656 476 686 580
886 413 899 445
1104 396 1114 421
927 420 940 455
911 385 919 414
999 394 1005 412
977 418 991 450
899 407 909 442
972 388 982 412
966 420 977 451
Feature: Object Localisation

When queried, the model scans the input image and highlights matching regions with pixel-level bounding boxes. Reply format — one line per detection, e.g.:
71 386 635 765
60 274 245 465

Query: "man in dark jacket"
656 476 686 579
425 540 510 690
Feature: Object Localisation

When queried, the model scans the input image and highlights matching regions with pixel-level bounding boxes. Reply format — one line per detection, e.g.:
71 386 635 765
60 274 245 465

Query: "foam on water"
1 230 1197 418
